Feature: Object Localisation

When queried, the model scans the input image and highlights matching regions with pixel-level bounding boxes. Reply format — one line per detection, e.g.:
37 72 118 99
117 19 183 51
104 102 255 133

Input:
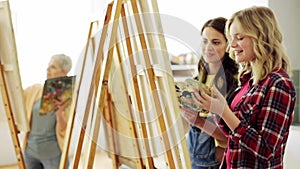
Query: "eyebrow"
202 37 223 41
233 33 245 36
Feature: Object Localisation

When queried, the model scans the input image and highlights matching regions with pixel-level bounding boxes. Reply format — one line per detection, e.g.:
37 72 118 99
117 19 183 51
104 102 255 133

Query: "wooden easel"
0 1 27 169
59 1 117 168
65 0 191 168
0 64 26 169
70 1 122 168
59 19 100 169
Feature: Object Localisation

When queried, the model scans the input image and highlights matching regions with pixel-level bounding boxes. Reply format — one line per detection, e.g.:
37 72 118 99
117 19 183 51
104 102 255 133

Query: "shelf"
174 76 192 82
171 64 197 82
170 64 197 71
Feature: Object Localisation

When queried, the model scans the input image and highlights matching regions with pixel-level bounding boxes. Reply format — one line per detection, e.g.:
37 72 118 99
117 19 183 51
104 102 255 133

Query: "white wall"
284 126 300 169
269 1 300 168
9 0 106 88
157 0 268 56
0 0 108 166
9 0 269 89
269 0 300 70
11 0 300 167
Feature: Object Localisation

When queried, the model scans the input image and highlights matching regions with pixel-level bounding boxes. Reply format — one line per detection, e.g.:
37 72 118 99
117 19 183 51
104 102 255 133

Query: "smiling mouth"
234 50 243 56
205 53 216 57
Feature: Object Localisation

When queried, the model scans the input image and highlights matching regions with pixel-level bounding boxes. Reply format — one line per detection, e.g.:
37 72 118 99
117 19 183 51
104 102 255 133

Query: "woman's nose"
230 39 237 48
205 42 214 51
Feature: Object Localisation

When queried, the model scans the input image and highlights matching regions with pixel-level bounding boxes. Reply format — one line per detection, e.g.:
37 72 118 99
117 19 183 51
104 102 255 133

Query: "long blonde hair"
225 6 291 84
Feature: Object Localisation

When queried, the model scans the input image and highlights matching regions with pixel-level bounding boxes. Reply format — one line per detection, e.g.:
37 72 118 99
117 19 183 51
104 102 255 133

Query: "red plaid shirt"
218 68 296 169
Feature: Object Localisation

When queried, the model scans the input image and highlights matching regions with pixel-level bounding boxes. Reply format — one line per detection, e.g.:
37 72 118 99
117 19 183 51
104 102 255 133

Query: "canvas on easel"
0 1 27 168
39 76 76 115
65 0 192 169
0 0 28 132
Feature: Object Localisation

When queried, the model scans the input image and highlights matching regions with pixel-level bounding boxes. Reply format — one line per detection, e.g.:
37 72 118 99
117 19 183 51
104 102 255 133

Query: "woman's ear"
62 70 69 76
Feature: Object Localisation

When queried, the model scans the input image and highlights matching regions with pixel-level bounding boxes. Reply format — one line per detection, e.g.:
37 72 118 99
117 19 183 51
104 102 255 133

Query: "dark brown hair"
197 17 238 96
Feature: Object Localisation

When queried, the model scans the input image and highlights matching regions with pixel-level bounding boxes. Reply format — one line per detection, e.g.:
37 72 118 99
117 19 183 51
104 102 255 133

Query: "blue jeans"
24 150 69 169
187 117 220 169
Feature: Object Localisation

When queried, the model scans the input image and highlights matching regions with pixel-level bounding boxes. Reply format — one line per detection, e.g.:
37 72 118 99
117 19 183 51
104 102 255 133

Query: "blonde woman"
194 6 296 168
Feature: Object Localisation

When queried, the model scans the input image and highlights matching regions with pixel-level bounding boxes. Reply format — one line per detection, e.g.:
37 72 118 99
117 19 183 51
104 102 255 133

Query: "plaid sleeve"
215 114 231 136
230 77 296 160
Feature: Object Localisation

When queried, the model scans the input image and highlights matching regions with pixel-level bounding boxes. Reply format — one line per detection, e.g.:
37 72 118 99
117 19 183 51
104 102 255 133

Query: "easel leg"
0 65 26 169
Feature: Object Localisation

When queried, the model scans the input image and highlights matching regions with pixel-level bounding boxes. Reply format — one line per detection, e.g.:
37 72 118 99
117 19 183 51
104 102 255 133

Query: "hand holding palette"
176 78 211 117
